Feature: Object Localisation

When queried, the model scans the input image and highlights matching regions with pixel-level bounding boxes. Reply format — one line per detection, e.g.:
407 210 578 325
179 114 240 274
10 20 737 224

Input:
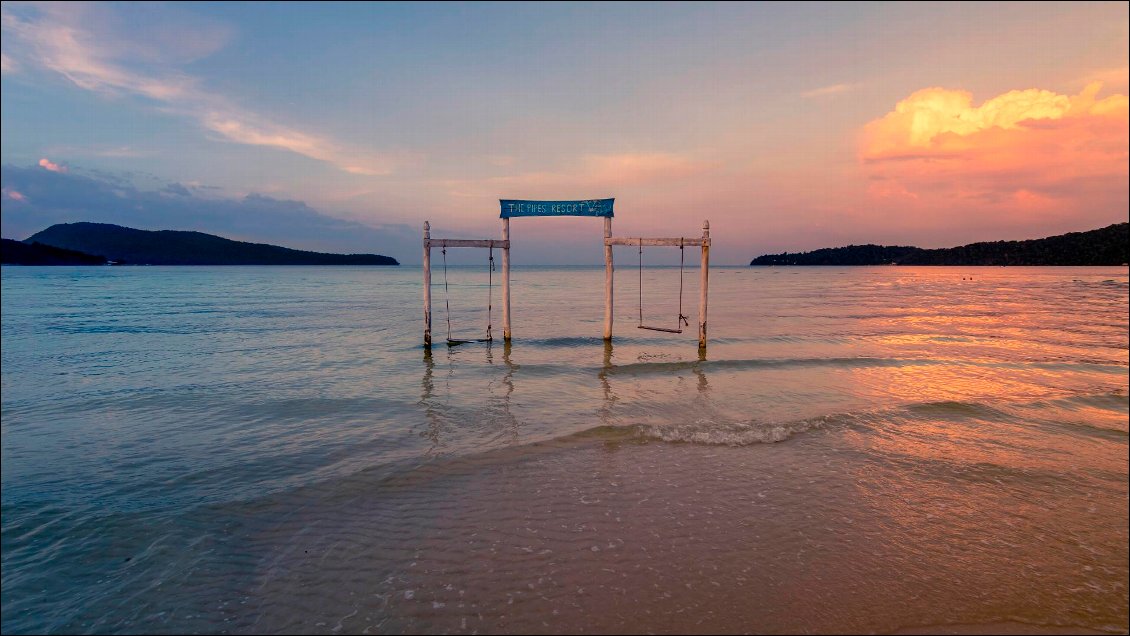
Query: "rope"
487 247 494 341
441 243 495 344
636 237 689 333
638 239 644 327
677 239 689 330
441 246 452 342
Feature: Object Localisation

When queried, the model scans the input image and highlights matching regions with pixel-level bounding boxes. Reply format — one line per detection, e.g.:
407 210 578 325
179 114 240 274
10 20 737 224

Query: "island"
750 223 1128 266
1 238 109 265
7 222 399 266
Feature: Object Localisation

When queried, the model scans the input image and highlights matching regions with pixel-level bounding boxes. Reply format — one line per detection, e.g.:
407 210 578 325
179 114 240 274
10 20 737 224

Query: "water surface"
2 265 1127 633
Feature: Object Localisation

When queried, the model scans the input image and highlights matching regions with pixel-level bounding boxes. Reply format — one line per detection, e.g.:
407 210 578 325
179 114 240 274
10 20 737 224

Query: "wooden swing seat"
447 337 492 346
638 325 683 333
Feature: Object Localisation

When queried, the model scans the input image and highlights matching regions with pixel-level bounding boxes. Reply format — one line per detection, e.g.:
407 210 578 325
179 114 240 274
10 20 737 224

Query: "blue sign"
500 199 614 218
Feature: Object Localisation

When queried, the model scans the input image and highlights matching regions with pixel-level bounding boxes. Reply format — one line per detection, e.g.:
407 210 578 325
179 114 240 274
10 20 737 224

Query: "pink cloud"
581 153 709 186
802 83 855 98
38 158 67 173
3 188 28 202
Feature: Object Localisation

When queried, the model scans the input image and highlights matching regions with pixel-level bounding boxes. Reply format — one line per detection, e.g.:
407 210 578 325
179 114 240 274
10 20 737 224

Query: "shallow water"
2 265 1127 634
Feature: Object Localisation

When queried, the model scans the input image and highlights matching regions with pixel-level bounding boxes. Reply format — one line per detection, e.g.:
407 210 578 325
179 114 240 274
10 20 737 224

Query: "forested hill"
1 238 108 265
750 223 1128 266
23 222 399 266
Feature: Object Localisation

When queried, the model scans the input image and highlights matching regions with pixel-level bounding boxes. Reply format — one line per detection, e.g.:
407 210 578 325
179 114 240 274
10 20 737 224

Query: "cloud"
161 182 192 197
1 3 402 176
0 163 419 261
861 83 1125 160
802 83 854 98
856 83 1128 235
581 153 710 185
1080 67 1129 92
0 51 14 74
44 144 154 159
199 112 397 176
38 158 66 173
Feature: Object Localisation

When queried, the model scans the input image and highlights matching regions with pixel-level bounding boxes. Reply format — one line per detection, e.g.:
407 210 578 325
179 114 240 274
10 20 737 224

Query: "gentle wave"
633 416 835 445
627 392 1129 447
603 356 1127 376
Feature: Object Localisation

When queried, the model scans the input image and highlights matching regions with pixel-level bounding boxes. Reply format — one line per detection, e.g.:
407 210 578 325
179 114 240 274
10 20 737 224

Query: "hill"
750 223 1128 266
1 238 109 265
24 223 399 266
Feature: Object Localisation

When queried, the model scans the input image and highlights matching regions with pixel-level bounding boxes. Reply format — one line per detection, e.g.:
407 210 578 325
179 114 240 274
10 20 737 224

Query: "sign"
500 198 614 219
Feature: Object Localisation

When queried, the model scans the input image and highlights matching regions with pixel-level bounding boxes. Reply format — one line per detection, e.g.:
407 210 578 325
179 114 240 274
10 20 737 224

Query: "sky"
1 1 1127 265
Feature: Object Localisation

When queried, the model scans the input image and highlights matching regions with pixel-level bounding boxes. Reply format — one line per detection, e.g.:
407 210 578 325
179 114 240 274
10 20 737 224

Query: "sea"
1 264 1127 634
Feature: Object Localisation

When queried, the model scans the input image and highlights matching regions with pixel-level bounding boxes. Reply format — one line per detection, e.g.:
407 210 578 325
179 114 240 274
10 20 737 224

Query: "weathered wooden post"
423 221 432 348
501 218 512 341
698 220 709 349
603 216 614 340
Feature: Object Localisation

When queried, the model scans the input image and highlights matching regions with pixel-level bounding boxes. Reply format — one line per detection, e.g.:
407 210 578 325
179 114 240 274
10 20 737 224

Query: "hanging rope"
441 243 494 345
677 239 689 330
486 246 494 342
442 246 453 342
638 239 644 327
637 237 689 334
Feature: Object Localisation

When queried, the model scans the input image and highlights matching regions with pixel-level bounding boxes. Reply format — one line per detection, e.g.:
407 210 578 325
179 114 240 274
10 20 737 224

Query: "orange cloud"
861 83 1128 160
38 158 66 173
858 83 1128 232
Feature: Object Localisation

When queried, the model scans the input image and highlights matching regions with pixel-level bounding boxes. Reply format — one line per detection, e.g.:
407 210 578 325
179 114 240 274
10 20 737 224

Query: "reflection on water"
601 340 710 428
1 265 1126 634
420 341 520 451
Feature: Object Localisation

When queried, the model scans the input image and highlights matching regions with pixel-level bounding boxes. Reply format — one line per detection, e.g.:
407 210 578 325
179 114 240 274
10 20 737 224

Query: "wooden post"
501 218 511 341
423 221 432 348
603 216 614 340
698 220 709 349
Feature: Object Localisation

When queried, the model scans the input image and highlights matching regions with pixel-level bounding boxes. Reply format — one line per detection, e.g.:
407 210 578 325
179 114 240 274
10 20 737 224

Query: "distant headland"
750 223 1128 266
1 222 399 266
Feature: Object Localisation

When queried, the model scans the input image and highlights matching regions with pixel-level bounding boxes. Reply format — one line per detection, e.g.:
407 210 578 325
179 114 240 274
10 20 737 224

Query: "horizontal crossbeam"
605 237 709 247
425 239 510 249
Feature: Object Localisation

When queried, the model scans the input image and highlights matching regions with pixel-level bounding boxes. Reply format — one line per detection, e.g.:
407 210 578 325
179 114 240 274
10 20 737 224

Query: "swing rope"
677 239 689 330
441 244 494 345
486 246 494 342
442 246 453 342
638 240 644 327
637 238 689 334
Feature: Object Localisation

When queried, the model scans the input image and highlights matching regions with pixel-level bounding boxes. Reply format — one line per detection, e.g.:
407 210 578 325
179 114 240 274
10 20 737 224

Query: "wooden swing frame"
422 201 709 349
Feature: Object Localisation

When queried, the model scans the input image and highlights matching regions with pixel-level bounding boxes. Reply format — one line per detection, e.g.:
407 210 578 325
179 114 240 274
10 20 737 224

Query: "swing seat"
638 325 683 334
447 336 493 346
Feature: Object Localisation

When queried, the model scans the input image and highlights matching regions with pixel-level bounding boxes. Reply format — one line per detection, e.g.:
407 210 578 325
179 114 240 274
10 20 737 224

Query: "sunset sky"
2 2 1127 265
